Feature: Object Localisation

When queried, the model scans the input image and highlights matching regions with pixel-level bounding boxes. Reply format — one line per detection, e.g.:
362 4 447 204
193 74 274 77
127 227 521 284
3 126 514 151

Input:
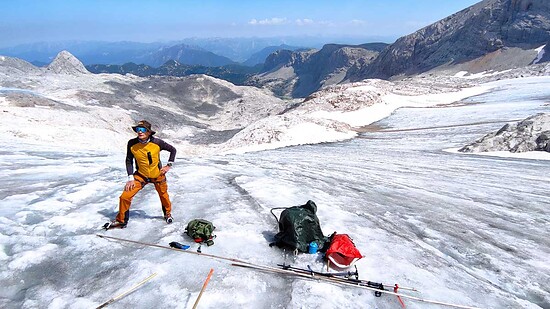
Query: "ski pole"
306 264 358 278
96 273 157 308
96 234 481 309
280 264 417 291
232 262 482 309
192 268 214 309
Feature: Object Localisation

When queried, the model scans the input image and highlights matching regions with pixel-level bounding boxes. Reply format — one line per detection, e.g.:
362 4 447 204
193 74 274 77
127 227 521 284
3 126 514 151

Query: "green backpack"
185 219 216 246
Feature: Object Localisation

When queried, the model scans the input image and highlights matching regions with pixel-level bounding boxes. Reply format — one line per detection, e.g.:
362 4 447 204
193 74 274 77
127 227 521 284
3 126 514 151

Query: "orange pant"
116 174 172 224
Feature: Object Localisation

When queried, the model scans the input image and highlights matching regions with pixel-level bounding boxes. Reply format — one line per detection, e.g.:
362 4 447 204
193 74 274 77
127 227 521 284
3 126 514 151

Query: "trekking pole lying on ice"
96 234 482 309
192 268 214 309
96 273 157 308
280 264 417 292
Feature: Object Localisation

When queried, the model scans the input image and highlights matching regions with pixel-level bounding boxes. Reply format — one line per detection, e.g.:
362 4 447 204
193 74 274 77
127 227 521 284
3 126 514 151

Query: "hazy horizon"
1 0 481 49
0 34 397 49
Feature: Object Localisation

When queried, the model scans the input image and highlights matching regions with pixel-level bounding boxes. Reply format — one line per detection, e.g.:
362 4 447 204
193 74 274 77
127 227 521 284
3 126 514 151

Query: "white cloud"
248 17 338 27
295 19 314 26
248 17 288 26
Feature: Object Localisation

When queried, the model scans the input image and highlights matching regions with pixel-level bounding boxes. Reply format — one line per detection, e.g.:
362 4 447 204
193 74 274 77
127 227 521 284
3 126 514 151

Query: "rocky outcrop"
46 50 89 75
243 44 306 66
247 43 387 98
348 0 550 80
459 113 550 153
0 55 42 76
261 49 313 73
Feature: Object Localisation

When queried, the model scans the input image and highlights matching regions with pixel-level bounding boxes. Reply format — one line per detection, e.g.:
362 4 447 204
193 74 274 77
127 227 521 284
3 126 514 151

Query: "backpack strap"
269 207 288 224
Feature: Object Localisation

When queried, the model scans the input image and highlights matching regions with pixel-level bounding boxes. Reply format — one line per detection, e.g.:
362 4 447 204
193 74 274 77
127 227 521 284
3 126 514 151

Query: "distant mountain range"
148 44 236 67
0 36 371 67
0 41 166 66
86 44 308 85
87 60 262 85
2 0 549 100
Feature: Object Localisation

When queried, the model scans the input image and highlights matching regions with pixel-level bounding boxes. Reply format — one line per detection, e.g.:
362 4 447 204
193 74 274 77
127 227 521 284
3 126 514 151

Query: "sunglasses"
135 127 148 133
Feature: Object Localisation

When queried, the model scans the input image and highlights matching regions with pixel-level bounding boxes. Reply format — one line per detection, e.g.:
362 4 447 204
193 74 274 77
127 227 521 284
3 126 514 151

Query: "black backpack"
270 200 326 253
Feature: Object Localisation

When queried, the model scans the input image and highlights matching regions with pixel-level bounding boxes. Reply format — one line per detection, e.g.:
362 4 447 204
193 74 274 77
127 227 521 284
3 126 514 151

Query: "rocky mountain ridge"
347 0 550 80
245 1 550 98
243 44 307 66
86 60 261 85
246 43 387 98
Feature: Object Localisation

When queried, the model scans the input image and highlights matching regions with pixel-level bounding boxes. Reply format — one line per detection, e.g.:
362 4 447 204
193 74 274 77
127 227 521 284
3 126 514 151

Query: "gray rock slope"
0 51 288 152
0 55 43 77
46 50 90 74
246 43 387 98
459 113 550 153
348 0 550 80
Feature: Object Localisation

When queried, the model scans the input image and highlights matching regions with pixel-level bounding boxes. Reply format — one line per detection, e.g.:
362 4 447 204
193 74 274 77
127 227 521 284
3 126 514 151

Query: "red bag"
325 233 363 269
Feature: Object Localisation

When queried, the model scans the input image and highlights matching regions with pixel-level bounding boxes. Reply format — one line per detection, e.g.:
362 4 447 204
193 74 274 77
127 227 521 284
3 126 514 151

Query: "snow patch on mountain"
218 78 490 153
221 114 355 154
533 44 546 64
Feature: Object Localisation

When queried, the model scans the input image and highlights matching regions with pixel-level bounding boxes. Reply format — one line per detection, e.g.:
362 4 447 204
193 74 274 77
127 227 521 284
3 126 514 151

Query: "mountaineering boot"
103 220 127 230
165 214 173 224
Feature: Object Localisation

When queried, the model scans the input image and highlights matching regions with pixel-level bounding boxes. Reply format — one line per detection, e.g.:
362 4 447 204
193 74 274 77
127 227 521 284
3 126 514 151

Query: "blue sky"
0 0 481 47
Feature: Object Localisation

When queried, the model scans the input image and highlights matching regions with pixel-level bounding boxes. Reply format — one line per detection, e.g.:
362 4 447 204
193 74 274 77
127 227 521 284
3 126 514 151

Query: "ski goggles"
134 127 148 133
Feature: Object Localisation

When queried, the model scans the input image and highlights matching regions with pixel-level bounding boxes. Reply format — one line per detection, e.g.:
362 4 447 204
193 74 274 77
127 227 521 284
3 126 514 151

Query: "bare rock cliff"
348 0 550 80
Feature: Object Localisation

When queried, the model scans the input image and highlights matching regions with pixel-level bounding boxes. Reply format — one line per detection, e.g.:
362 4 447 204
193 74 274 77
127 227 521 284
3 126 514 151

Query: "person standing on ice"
106 120 177 229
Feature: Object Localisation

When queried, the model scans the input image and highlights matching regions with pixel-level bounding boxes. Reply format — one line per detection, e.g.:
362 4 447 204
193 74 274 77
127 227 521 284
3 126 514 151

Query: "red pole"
192 268 214 309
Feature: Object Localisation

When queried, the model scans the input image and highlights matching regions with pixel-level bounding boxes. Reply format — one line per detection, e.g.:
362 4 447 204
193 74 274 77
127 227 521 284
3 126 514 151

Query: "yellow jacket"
126 136 176 179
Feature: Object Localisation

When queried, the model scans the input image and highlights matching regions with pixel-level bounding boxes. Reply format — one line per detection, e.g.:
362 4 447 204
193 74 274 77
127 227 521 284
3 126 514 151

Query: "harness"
134 172 166 185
